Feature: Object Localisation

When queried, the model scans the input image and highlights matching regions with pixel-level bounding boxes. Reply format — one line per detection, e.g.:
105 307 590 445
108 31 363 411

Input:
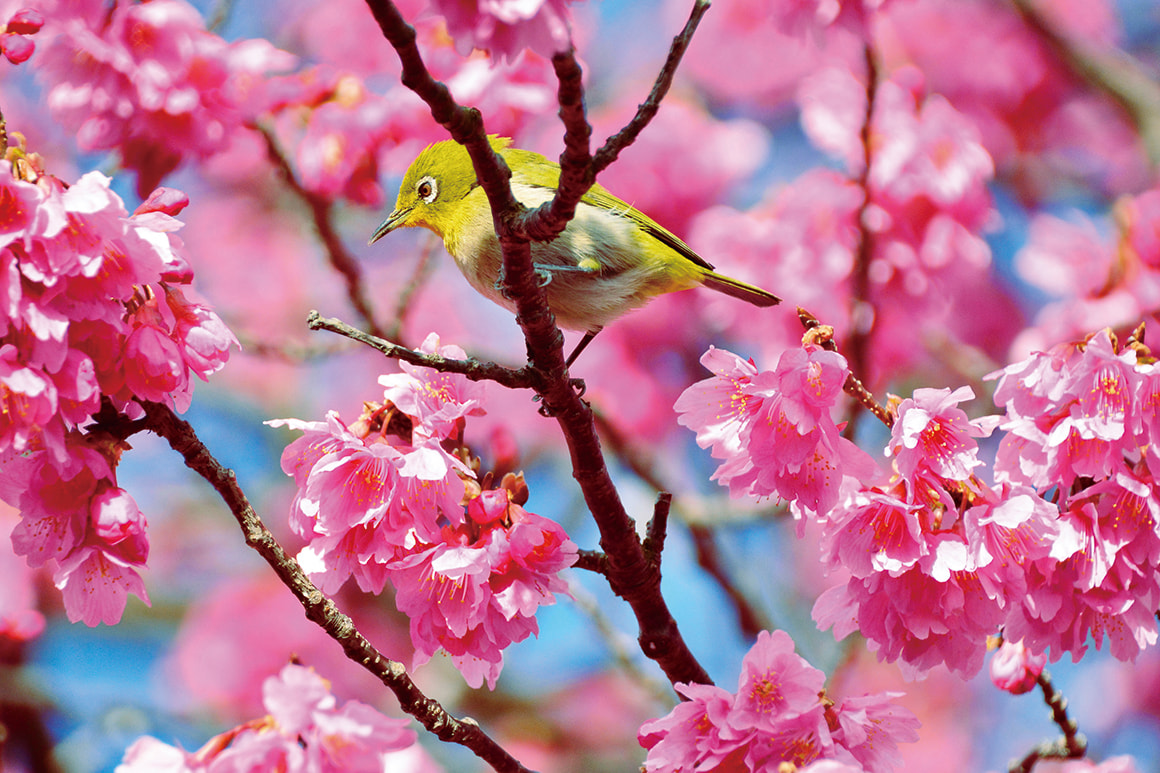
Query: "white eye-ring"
416 176 438 203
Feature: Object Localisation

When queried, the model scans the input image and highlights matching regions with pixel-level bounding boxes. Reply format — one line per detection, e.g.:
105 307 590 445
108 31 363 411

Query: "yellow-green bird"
371 136 779 364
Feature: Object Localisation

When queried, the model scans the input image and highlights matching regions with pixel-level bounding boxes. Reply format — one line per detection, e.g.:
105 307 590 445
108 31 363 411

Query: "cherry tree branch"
530 0 711 241
308 310 535 390
593 409 773 638
362 0 714 688
844 40 882 437
800 308 894 429
257 126 387 340
1009 669 1087 773
137 401 535 773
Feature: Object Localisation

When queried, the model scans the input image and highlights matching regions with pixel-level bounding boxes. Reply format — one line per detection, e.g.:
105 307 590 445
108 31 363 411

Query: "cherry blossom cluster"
118 663 433 772
679 328 1160 679
0 155 237 626
273 333 578 689
990 329 1160 662
37 0 294 194
638 629 920 772
675 344 878 526
31 0 563 209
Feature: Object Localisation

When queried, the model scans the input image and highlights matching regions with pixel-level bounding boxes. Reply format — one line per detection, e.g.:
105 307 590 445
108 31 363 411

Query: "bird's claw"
533 378 588 417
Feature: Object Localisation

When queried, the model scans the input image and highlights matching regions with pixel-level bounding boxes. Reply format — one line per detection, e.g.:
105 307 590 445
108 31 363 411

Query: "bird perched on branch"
371 136 779 365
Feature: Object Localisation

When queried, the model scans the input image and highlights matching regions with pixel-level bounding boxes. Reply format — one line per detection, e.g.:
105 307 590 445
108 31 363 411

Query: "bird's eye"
416 176 438 203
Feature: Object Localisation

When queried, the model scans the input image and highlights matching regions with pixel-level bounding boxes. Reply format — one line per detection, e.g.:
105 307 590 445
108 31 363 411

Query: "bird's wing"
579 184 715 271
504 147 716 272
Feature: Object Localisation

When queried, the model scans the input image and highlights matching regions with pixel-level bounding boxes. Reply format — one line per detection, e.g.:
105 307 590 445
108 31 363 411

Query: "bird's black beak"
369 207 411 245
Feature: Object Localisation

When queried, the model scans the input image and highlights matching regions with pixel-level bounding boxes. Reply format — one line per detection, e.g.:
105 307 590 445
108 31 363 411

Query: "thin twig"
642 493 673 561
138 401 535 773
256 126 387 339
205 0 234 32
308 310 534 390
566 579 677 706
799 308 893 429
688 526 767 639
844 40 881 438
1009 669 1087 773
574 549 610 575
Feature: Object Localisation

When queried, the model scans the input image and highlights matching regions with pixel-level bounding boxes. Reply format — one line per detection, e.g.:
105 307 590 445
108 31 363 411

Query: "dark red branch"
308 311 534 390
362 0 714 688
138 401 534 773
1009 669 1087 773
257 127 385 339
843 41 881 437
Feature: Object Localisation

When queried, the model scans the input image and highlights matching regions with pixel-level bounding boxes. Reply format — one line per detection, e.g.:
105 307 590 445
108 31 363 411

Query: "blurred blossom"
38 0 295 194
1 6 43 64
118 663 432 773
429 0 575 62
590 98 771 235
0 503 44 645
879 0 1148 197
168 574 414 720
639 630 919 772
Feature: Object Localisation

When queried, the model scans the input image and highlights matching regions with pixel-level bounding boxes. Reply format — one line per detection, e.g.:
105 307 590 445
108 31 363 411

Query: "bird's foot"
533 378 588 417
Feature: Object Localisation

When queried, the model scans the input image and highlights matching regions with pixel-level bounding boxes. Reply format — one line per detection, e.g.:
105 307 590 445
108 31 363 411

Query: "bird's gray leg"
565 328 601 368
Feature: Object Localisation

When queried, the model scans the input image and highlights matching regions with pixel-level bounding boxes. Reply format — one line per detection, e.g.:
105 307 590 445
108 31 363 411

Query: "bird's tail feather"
701 270 780 307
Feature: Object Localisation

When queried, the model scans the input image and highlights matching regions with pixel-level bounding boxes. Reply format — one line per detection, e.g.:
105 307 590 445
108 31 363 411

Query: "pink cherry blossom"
0 157 236 625
119 663 422 772
379 332 488 442
730 630 826 731
387 491 576 689
54 544 150 627
271 408 469 589
676 344 880 519
674 346 762 476
828 691 921 772
639 628 918 772
0 7 41 64
887 385 998 492
641 683 738 771
121 297 190 407
90 485 148 564
273 374 576 690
